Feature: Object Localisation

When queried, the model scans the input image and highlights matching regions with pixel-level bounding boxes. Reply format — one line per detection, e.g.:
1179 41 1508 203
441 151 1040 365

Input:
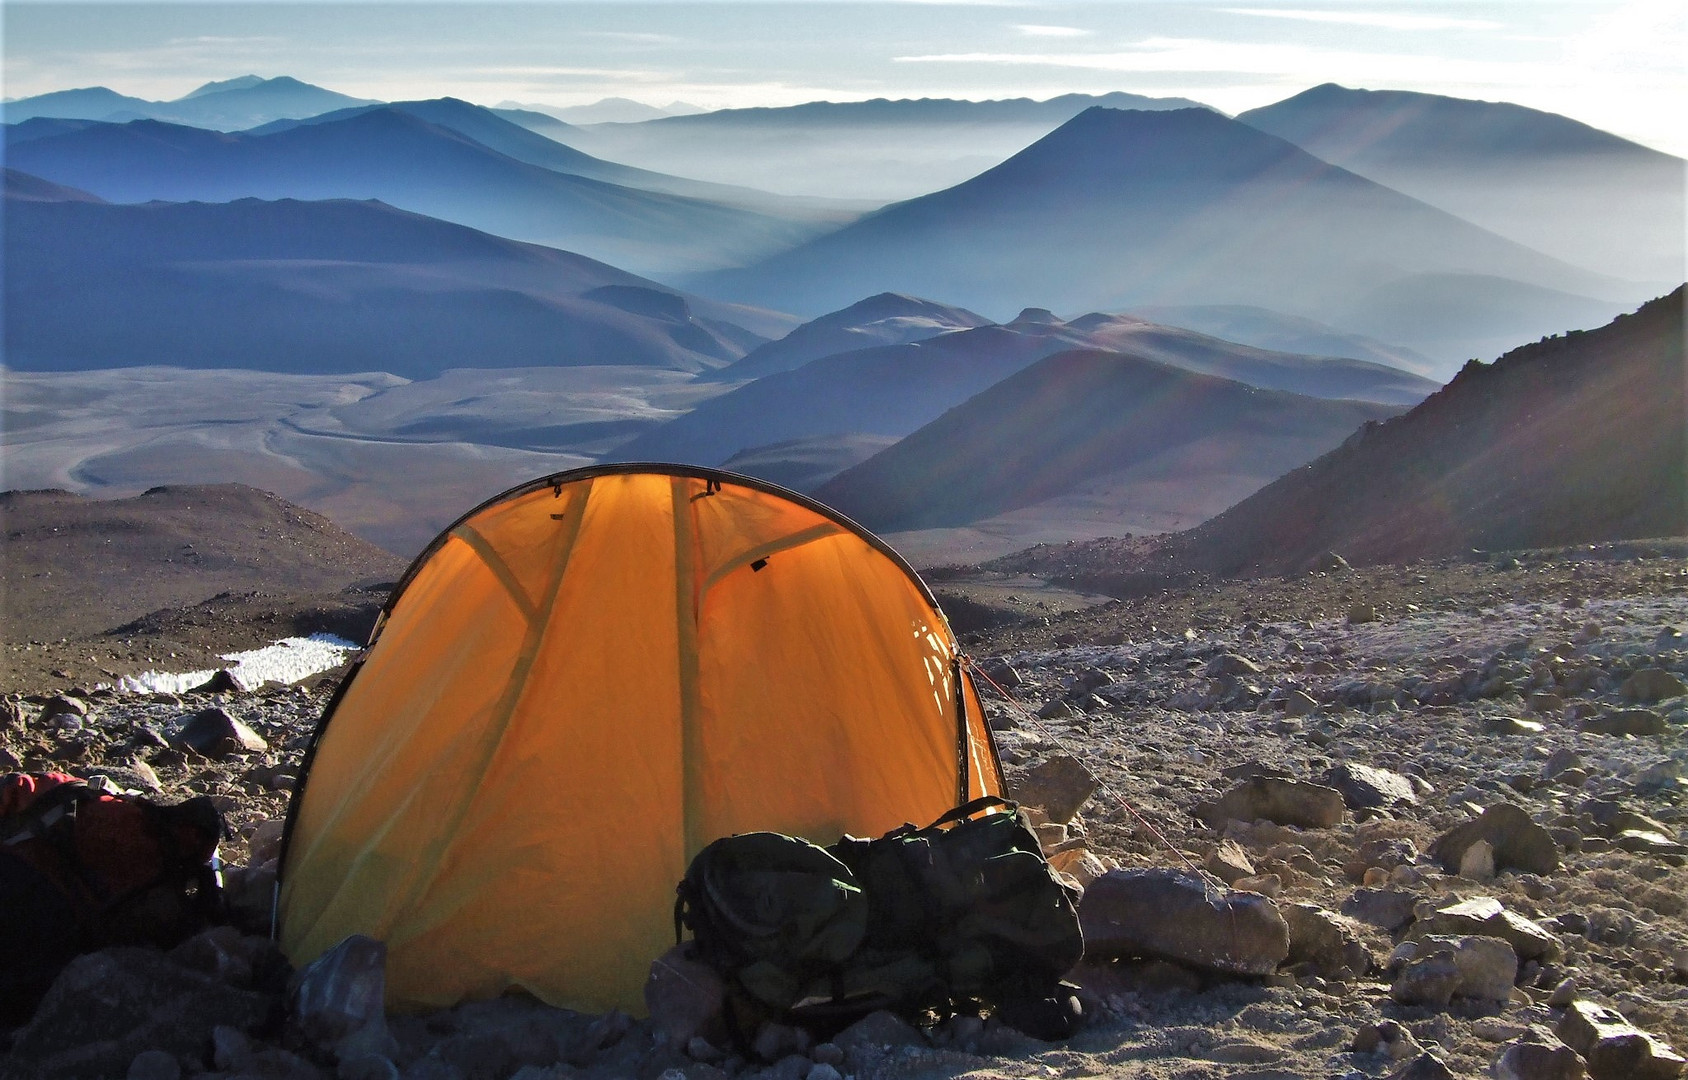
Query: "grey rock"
1431 803 1560 876
1391 935 1517 1006
806 1066 843 1080
1343 887 1419 931
1283 689 1320 718
1198 776 1345 829
8 947 273 1080
1557 1000 1685 1080
645 946 725 1049
1282 902 1372 978
1036 699 1073 721
1205 653 1262 677
340 1056 402 1080
1011 754 1097 825
1492 1042 1587 1080
1204 839 1255 884
832 1010 924 1055
752 1022 809 1063
293 934 388 1051
1323 763 1418 809
127 1050 183 1080
1582 708 1669 736
1388 1053 1457 1080
39 694 89 720
173 706 268 758
1079 868 1289 976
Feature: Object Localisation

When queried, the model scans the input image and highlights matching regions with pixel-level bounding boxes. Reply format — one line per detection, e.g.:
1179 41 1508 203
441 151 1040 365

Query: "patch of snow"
116 633 358 694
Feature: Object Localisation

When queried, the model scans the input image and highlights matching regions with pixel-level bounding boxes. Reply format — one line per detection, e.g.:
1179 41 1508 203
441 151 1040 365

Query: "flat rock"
1204 839 1255 884
1431 803 1560 876
1079 868 1289 977
1409 897 1563 962
1322 763 1418 809
1011 755 1097 825
1621 668 1688 703
1197 776 1345 829
1343 887 1419 931
1582 708 1669 736
1557 1000 1685 1080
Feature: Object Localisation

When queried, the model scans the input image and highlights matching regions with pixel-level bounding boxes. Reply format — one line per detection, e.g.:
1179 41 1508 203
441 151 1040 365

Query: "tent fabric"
278 465 1004 1014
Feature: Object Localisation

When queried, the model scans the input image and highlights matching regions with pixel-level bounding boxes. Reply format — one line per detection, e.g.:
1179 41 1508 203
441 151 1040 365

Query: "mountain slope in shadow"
703 106 1628 373
814 349 1398 532
611 305 1433 472
709 292 993 382
1239 84 1686 283
3 177 770 376
1157 288 1687 577
3 76 377 130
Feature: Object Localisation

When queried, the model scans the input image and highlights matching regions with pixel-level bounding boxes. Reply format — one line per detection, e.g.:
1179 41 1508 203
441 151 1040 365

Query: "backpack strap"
921 795 1016 832
0 780 101 849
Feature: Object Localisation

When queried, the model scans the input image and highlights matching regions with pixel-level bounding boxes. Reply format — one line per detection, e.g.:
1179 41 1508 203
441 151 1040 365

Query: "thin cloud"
1014 25 1091 38
1221 9 1503 32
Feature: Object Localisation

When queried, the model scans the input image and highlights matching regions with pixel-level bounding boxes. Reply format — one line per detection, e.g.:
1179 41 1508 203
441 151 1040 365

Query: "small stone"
1542 749 1584 779
752 1022 809 1063
172 706 268 758
1233 873 1283 897
1036 699 1073 721
645 945 725 1048
1622 668 1688 704
1432 803 1560 876
1493 1042 1587 1080
1460 839 1498 881
1388 1051 1457 1079
1206 653 1262 677
806 1065 843 1080
1011 754 1097 825
1196 776 1346 829
1486 716 1547 736
832 1010 924 1053
1283 690 1320 718
1348 603 1378 624
811 1043 844 1066
338 1054 401 1080
686 1036 722 1062
128 1050 183 1080
1079 868 1288 976
1204 839 1255 884
248 817 288 865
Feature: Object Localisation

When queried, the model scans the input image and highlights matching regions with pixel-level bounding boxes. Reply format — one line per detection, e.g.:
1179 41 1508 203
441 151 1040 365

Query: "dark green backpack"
675 798 1083 1033
675 831 869 1013
831 796 1084 1009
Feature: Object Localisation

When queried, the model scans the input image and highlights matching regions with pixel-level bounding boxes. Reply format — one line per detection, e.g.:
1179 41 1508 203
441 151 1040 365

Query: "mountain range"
611 302 1435 478
558 91 1211 200
2 76 377 130
702 106 1629 373
1240 83 1686 284
3 107 847 274
813 349 1398 533
2 173 777 376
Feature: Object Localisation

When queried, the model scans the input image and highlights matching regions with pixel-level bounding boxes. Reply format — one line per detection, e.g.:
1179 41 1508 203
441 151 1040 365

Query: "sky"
4 0 1685 155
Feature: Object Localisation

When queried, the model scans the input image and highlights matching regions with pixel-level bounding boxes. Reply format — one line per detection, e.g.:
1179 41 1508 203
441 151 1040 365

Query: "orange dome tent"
277 465 1004 1014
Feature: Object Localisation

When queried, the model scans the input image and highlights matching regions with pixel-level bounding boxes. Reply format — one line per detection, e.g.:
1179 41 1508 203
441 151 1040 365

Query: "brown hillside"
1158 287 1685 577
1 485 405 687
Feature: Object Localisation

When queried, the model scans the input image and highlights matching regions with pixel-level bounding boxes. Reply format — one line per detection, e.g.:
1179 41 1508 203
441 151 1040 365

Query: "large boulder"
1196 777 1345 829
1079 869 1289 977
1621 668 1687 704
6 947 274 1080
1430 803 1560 876
1558 1000 1685 1080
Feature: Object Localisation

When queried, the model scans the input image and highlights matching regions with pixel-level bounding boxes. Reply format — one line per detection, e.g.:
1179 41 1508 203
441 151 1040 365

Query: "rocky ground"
3 541 1686 1079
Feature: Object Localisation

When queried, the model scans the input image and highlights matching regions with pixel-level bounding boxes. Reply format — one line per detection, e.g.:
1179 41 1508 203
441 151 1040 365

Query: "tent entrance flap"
277 464 1004 1014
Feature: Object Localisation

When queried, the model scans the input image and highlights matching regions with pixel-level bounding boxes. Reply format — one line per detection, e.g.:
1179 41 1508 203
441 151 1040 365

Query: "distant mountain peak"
181 75 266 99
